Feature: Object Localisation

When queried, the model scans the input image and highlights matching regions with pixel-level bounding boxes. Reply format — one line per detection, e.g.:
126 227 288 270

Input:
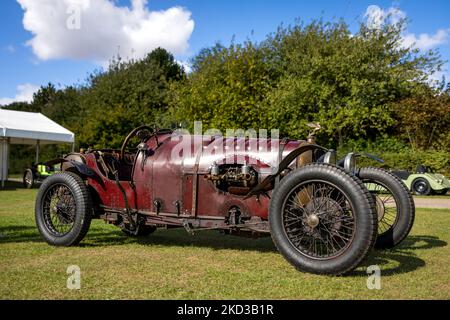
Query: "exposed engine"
205 163 258 195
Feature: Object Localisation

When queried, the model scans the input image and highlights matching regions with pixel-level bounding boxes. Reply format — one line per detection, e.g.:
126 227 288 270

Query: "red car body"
63 130 320 234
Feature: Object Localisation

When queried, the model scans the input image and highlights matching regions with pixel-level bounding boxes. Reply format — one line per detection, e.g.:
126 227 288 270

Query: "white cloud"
365 5 406 29
365 5 384 29
402 29 449 51
17 0 195 64
177 60 192 74
364 5 448 51
0 84 40 106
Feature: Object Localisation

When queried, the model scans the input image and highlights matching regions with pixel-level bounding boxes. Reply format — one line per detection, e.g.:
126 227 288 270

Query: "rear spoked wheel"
358 167 415 249
42 184 77 236
35 172 92 246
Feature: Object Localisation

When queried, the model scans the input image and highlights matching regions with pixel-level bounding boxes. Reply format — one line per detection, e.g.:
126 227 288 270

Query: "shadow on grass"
396 235 447 250
0 180 26 191
0 224 277 252
41 232 450 277
0 225 41 243
0 225 124 245
1 223 446 276
351 235 447 276
81 228 278 253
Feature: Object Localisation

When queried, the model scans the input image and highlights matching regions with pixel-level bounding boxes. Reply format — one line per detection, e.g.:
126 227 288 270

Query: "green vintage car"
392 165 450 195
23 162 60 189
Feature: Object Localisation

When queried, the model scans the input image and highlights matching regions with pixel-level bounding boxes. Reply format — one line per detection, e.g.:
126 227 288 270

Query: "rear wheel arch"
87 184 104 217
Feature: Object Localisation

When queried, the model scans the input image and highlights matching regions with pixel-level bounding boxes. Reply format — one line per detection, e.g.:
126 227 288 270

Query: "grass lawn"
0 183 449 299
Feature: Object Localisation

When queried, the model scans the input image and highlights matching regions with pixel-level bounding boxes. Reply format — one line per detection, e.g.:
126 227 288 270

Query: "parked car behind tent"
23 161 60 189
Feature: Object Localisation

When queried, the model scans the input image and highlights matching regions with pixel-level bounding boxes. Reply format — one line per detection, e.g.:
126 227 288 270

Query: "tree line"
3 19 450 173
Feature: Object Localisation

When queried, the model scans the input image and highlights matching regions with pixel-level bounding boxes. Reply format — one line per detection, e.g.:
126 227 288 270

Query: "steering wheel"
120 125 155 162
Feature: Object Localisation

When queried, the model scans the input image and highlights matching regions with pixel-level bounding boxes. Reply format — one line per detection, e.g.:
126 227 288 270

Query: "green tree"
170 42 276 132
170 19 443 148
263 20 442 145
394 84 450 151
79 48 185 148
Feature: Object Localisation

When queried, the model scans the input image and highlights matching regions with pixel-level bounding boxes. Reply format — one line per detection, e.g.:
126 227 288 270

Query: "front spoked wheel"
270 164 377 275
358 167 415 249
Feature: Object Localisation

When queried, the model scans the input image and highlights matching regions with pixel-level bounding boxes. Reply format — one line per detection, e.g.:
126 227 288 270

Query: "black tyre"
121 225 157 236
412 178 431 195
357 167 415 249
23 169 34 189
35 172 92 246
269 163 377 275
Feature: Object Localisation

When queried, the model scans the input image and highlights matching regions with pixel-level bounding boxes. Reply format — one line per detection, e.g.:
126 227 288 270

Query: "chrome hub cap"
306 214 320 228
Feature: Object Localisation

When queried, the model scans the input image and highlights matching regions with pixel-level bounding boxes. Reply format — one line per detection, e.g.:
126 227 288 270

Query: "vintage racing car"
34 125 414 275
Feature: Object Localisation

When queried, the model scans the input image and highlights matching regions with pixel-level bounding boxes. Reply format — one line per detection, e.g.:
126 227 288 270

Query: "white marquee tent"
0 109 75 187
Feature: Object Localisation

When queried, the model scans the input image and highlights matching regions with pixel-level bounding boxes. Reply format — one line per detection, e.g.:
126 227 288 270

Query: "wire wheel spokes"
282 181 356 259
364 180 399 235
42 184 77 236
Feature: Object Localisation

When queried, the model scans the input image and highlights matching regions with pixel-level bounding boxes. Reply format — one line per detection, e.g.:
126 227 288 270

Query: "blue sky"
1 0 449 104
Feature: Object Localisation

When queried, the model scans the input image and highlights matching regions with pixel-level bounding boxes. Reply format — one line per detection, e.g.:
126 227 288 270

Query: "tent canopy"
0 109 74 144
1 109 75 187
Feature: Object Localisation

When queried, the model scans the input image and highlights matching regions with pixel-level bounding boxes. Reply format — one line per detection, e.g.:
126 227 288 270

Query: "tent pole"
1 138 4 189
71 142 75 153
1 138 7 188
5 137 10 187
7 137 10 182
36 140 40 164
